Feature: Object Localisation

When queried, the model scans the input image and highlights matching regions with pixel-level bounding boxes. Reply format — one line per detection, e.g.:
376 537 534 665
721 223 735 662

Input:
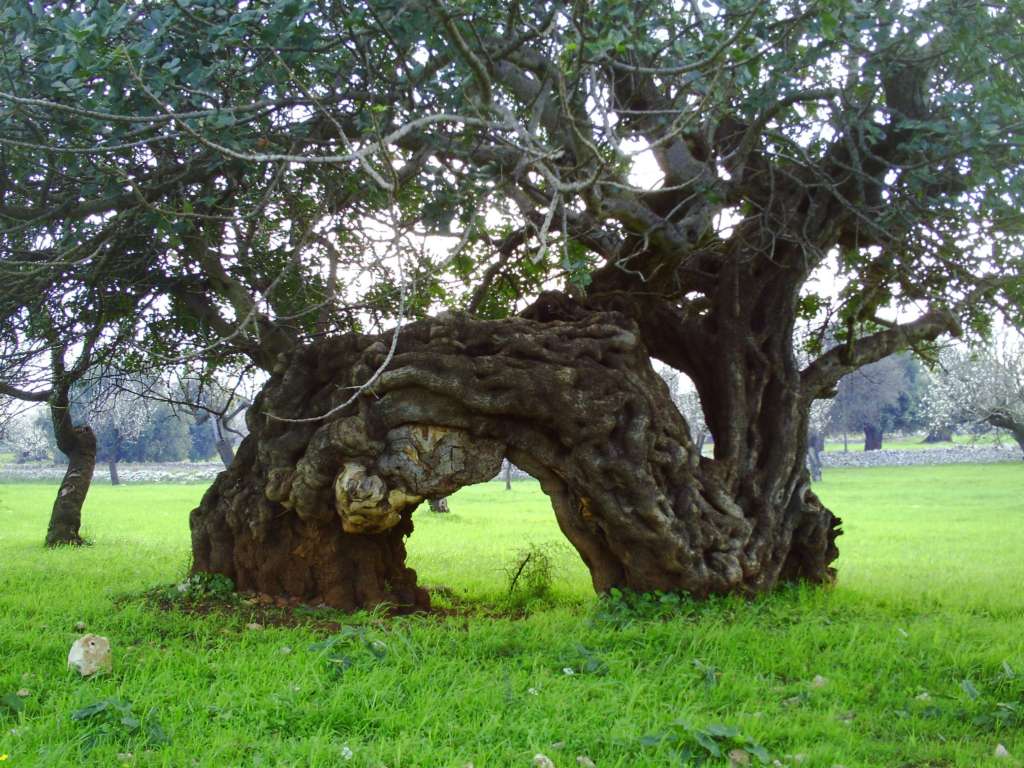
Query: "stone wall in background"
821 444 1020 468
0 462 224 484
0 444 1018 485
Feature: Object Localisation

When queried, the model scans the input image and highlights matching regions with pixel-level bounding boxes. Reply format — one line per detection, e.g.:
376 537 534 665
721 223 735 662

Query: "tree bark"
108 458 120 486
46 393 96 547
924 427 953 443
806 431 824 482
864 424 884 451
986 412 1024 459
191 311 840 611
504 460 512 490
215 433 235 468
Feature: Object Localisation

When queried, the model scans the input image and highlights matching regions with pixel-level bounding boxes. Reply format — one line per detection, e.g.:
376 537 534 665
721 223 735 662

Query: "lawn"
0 464 1022 767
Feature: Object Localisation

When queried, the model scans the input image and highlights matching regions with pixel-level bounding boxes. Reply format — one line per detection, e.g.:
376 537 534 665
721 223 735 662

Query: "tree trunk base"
191 440 429 612
45 530 88 547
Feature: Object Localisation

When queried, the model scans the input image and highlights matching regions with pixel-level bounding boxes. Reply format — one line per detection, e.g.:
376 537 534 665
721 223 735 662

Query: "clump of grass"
504 542 558 608
592 587 698 626
170 571 237 602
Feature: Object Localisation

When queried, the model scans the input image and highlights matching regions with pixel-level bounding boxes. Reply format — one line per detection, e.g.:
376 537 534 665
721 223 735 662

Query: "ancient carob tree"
2 1 1022 607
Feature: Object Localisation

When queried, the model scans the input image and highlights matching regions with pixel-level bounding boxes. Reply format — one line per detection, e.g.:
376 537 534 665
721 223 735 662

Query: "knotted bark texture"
190 311 839 611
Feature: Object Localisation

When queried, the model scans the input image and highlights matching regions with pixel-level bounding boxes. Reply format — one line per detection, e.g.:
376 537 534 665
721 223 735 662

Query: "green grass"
0 465 1022 767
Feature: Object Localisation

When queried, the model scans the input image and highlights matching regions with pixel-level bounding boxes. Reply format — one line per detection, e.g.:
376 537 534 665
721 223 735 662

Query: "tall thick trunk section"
191 311 840 611
46 394 96 547
108 458 120 486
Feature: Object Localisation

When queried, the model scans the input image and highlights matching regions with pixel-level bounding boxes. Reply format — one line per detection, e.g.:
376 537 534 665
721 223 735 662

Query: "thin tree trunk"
108 458 120 486
806 431 824 482
504 460 512 490
215 417 235 468
427 497 449 513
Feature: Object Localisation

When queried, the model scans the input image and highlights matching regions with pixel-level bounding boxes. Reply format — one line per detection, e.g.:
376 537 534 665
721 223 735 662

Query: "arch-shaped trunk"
190 312 840 611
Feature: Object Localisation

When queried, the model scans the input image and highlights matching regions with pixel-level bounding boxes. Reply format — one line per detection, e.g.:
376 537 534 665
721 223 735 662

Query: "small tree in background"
188 418 219 463
129 405 192 463
805 399 832 481
923 337 1024 458
73 375 152 486
829 355 919 451
0 411 51 462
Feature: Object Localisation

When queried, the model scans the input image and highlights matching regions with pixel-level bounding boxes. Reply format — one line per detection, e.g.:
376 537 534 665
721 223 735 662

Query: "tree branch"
800 310 961 401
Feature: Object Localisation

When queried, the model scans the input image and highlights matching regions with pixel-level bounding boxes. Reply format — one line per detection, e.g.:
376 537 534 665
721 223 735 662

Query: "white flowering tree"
923 337 1024 458
0 411 51 462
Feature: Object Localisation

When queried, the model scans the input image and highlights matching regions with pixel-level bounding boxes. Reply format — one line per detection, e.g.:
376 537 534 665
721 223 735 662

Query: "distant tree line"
0 373 246 483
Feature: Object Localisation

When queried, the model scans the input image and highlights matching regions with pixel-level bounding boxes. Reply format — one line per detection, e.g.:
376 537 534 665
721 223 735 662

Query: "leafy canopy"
0 0 1021 379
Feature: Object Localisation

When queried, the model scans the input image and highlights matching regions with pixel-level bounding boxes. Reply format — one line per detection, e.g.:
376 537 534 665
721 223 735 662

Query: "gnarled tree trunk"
46 387 96 547
191 310 840 611
864 424 883 451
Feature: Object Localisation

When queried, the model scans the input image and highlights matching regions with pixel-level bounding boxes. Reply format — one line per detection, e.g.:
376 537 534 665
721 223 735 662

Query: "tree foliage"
828 354 920 449
1 0 1021 381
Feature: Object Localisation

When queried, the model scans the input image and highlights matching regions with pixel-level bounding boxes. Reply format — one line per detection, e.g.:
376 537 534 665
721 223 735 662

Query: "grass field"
0 464 1022 767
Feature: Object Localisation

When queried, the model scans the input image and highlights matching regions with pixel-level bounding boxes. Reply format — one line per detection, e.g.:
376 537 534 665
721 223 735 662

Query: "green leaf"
71 699 112 720
146 718 169 745
705 723 739 739
819 11 838 40
693 730 722 757
746 742 771 764
961 679 980 700
0 693 25 715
